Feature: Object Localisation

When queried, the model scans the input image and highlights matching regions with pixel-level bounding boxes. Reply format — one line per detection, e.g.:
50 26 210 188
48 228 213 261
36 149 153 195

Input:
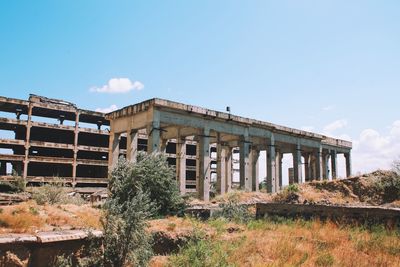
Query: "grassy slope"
157 217 400 267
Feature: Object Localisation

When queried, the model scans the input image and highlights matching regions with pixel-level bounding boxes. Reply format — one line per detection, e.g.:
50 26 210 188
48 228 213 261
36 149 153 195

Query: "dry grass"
227 220 400 267
161 217 400 267
0 201 101 234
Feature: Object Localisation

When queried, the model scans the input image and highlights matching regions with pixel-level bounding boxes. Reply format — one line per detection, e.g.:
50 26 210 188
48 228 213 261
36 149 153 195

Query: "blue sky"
1 1 400 174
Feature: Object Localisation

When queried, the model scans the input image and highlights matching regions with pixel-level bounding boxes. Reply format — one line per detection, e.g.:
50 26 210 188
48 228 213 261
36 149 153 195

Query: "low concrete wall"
0 230 102 267
256 203 400 226
0 229 192 266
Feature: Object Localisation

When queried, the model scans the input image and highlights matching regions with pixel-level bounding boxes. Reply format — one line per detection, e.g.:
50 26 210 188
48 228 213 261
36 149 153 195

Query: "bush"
168 229 235 267
273 184 300 203
0 172 26 193
32 178 83 205
212 194 252 223
132 152 185 216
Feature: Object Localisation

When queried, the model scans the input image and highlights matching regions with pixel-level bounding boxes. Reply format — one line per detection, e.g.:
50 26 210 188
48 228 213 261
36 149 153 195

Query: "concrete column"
197 128 211 201
0 161 6 175
304 153 310 182
225 147 232 193
315 146 323 181
293 144 303 184
324 153 330 180
331 150 337 179
72 111 80 186
108 133 121 170
239 134 252 191
276 149 282 190
216 143 226 195
176 136 186 195
147 111 161 153
345 152 352 177
126 129 139 163
13 162 22 176
160 139 168 153
252 148 260 192
267 135 277 193
23 103 33 180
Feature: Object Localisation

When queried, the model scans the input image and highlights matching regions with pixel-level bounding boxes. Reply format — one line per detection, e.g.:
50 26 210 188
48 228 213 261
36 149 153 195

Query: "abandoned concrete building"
0 95 352 200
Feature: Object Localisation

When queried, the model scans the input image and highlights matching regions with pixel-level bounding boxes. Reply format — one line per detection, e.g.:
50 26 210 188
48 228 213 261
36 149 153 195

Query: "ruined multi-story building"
0 95 352 200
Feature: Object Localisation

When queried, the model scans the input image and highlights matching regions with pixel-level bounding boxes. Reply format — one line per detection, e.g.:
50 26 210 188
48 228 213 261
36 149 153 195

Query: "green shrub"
132 152 185 216
273 184 300 203
32 178 84 205
0 172 26 193
168 229 235 267
212 194 252 223
286 183 299 193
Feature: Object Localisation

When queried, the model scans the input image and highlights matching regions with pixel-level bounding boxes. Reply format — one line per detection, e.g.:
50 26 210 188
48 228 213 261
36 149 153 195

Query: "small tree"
133 152 185 216
100 158 155 267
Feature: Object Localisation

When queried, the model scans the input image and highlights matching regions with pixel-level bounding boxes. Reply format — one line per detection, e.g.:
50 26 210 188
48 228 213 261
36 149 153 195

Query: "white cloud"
90 78 144 93
351 121 400 174
322 105 335 111
323 119 348 135
95 104 118 113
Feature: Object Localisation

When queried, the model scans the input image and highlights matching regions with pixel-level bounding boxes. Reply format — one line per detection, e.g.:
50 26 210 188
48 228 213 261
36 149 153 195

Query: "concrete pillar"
197 128 211 201
126 129 139 163
293 144 302 184
13 162 22 176
315 146 323 181
345 152 352 177
304 153 310 182
72 111 80 186
109 133 121 170
147 111 161 153
239 134 252 191
267 135 277 193
276 150 282 190
252 148 260 192
160 139 168 153
176 135 186 195
0 161 6 175
225 147 232 193
324 153 330 180
216 143 226 195
23 103 33 180
331 150 337 179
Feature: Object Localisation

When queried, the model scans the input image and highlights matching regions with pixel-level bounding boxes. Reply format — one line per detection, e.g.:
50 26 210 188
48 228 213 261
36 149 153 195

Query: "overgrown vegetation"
32 178 84 205
165 217 400 267
212 194 252 223
0 172 26 193
56 152 185 266
273 183 300 203
133 152 185 216
168 228 239 267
